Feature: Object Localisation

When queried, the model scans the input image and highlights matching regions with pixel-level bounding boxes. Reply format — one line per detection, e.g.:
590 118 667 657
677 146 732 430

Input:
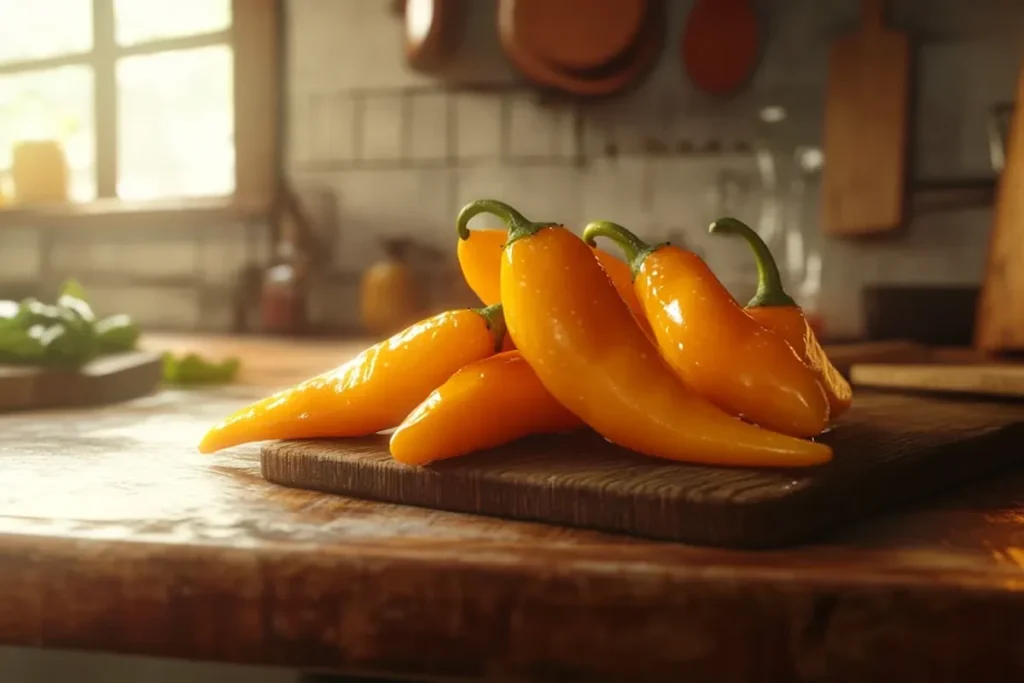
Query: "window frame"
0 0 280 221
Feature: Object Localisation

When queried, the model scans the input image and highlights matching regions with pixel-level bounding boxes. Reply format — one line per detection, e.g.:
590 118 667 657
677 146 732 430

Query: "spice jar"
260 240 309 336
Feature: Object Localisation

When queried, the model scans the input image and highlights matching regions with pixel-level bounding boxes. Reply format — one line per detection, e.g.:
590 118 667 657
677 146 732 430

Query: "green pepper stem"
708 217 796 308
581 220 658 280
473 302 507 353
457 199 558 246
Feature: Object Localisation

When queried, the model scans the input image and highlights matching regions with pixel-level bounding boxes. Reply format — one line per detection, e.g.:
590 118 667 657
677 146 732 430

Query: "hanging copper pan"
498 0 664 97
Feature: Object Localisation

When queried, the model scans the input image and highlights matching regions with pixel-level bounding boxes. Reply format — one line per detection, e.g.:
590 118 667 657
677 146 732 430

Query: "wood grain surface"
6 337 1024 681
821 0 910 236
852 362 1024 398
4 388 1024 682
0 350 163 412
261 393 1024 548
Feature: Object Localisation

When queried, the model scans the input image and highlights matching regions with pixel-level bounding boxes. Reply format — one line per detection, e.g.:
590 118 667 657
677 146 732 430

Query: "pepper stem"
472 302 507 353
708 217 796 308
581 220 659 280
457 200 558 246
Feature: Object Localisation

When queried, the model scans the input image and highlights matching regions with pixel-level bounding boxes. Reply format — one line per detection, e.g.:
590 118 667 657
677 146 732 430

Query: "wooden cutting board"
975 61 1024 352
261 392 1024 548
821 0 910 236
852 362 1024 399
0 351 163 412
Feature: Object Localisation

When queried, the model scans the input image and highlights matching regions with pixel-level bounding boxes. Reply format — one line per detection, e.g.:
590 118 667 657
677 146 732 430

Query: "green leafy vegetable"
162 353 241 386
59 278 89 302
0 280 139 367
95 313 141 353
0 320 46 363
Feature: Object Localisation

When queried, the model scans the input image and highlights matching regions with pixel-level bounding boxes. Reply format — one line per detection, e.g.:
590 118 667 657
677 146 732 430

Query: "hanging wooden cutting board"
0 351 163 412
681 0 761 95
821 0 910 236
262 392 1024 549
975 62 1024 352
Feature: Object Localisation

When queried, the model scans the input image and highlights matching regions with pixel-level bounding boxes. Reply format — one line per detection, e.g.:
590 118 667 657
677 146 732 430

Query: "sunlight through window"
0 0 234 204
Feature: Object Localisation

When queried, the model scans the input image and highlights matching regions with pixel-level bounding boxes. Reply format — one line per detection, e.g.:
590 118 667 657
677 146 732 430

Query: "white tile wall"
0 219 261 332
284 0 1019 338
454 93 504 162
0 228 43 282
360 94 405 161
408 91 450 162
0 0 1016 337
50 236 198 279
506 95 576 161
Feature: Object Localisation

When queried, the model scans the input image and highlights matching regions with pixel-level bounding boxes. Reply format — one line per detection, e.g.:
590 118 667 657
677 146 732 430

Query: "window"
0 0 279 212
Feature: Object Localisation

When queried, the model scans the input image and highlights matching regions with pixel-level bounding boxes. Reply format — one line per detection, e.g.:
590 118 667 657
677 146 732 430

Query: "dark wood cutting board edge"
261 393 1024 549
0 350 164 413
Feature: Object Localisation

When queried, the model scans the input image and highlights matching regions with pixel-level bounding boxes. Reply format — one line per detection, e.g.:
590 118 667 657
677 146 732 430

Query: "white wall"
286 0 1024 338
0 0 1019 336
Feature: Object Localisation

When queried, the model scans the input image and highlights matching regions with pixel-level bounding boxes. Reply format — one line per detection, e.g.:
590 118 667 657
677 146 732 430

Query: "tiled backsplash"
0 0 1021 337
286 0 1021 337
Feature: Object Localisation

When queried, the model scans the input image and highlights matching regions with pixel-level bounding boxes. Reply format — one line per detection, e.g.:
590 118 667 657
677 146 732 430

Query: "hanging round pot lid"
498 0 664 97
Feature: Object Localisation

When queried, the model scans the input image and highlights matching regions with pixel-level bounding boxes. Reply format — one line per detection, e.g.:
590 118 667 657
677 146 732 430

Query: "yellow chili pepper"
458 199 831 468
197 305 506 454
390 350 582 466
709 217 852 419
583 220 830 439
457 225 652 337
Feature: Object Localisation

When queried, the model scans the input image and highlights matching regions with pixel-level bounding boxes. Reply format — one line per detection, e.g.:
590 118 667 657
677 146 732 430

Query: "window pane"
0 66 96 201
0 0 92 64
114 0 232 46
116 46 234 200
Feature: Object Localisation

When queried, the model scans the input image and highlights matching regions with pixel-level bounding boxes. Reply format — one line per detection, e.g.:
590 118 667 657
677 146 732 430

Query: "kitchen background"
1 1 1023 682
0 0 1020 342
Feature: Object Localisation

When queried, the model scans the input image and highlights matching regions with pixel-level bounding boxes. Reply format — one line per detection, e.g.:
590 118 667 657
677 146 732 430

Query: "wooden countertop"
2 334 1023 682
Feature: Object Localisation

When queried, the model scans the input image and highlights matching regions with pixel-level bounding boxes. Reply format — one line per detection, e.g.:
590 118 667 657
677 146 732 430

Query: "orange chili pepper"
709 217 852 419
457 199 831 468
390 350 582 466
583 220 830 439
457 225 652 336
197 304 506 454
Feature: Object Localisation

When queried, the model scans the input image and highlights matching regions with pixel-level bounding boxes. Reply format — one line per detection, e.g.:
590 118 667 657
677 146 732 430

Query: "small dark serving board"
0 351 163 413
261 392 1024 548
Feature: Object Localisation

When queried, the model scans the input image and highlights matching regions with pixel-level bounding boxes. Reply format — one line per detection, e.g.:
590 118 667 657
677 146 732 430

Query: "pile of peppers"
199 200 851 469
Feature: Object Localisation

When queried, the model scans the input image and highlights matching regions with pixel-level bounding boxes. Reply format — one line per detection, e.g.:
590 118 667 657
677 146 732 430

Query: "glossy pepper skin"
457 225 653 337
198 304 506 454
457 199 831 468
709 217 852 419
583 220 830 439
390 350 582 466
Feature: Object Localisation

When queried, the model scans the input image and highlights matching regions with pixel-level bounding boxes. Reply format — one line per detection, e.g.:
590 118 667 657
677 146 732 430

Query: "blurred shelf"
909 177 997 215
0 196 267 228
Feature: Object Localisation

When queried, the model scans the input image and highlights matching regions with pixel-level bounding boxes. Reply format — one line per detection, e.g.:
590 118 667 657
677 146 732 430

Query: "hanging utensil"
681 0 761 96
403 0 466 73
